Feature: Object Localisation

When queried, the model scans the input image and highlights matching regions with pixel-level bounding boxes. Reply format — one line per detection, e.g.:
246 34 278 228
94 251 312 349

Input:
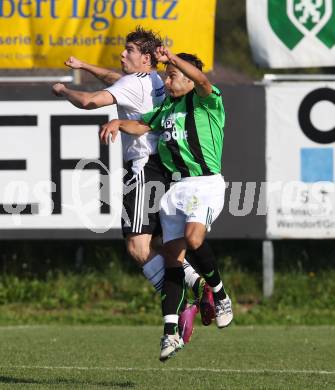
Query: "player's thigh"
184 222 207 250
122 167 163 237
186 175 226 230
159 187 185 244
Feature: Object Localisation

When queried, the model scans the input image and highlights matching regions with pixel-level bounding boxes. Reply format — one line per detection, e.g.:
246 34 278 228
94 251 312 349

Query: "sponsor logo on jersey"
161 112 187 126
160 129 188 142
160 112 188 142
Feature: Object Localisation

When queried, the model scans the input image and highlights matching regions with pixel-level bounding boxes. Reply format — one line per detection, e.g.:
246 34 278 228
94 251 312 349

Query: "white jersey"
105 71 165 174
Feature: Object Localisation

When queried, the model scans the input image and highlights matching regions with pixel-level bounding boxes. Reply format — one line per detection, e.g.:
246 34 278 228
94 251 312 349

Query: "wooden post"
73 69 81 85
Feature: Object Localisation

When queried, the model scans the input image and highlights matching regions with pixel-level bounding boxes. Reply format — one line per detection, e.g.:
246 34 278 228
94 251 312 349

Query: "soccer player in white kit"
52 27 213 341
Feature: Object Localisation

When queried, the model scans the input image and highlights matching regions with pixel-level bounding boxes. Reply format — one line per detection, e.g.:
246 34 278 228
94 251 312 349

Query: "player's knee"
126 240 150 265
185 234 203 251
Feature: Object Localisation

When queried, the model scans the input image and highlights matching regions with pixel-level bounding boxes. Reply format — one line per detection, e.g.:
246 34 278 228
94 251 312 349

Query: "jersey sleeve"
195 85 223 110
104 75 143 110
141 100 166 132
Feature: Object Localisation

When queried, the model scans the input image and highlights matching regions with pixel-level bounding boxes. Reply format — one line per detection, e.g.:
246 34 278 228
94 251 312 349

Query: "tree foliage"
215 0 262 77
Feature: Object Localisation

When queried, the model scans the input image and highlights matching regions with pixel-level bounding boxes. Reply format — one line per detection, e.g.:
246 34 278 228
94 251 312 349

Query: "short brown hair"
126 26 162 68
175 53 204 71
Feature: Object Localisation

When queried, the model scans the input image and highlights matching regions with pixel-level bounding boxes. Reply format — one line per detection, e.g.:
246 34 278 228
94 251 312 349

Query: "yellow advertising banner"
0 0 216 71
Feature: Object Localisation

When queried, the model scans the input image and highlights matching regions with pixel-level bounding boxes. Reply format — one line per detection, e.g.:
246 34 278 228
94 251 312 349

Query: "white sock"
212 281 223 293
183 259 201 289
163 314 179 325
142 254 165 292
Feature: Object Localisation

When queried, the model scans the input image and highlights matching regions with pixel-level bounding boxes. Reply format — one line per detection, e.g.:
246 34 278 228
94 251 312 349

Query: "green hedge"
0 268 334 325
0 239 334 325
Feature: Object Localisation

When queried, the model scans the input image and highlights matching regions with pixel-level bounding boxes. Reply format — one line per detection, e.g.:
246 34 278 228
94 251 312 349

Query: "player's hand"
100 119 120 144
155 46 172 63
52 83 65 96
65 56 82 69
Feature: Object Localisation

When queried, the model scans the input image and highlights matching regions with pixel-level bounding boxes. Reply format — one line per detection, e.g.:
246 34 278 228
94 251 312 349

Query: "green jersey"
142 85 225 178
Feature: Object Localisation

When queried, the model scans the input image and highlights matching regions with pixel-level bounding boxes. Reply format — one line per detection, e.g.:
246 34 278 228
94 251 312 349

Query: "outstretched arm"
99 119 151 144
52 83 115 109
156 47 212 97
65 56 122 86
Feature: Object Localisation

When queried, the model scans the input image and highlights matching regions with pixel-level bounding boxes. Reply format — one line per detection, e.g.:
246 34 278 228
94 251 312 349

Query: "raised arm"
156 47 212 97
52 83 115 109
100 119 151 144
65 56 122 86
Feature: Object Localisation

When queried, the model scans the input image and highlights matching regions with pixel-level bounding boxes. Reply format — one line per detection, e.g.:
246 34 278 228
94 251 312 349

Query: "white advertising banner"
266 82 335 238
247 0 335 68
0 101 123 235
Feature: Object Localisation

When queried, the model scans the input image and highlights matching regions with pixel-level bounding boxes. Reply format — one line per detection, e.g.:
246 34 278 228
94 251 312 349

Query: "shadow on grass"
0 376 135 388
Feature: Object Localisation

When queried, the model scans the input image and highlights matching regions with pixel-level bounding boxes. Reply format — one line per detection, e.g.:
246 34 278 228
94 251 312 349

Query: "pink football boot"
178 303 199 343
199 282 215 326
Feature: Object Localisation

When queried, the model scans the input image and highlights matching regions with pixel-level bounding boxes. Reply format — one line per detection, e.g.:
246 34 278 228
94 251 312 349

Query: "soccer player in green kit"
99 46 233 361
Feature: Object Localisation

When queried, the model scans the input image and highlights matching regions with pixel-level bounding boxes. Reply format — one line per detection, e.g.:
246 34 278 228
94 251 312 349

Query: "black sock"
190 240 226 301
161 267 185 335
192 276 201 299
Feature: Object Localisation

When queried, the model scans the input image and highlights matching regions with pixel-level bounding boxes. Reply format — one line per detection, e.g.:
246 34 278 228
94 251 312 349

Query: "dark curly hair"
175 53 204 71
126 26 162 68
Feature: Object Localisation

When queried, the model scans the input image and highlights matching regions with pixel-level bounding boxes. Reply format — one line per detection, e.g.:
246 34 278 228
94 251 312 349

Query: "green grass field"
0 325 334 389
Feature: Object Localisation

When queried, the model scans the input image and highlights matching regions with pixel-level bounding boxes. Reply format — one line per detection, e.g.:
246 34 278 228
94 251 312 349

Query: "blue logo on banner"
301 148 333 183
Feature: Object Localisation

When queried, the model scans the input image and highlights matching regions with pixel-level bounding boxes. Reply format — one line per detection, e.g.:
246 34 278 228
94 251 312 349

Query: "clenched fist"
65 56 82 69
52 83 65 97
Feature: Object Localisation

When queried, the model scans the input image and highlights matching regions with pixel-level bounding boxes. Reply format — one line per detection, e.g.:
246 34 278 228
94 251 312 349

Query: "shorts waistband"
178 174 224 183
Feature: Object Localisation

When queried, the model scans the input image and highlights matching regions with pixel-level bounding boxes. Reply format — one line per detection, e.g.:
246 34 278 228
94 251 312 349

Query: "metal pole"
75 245 84 270
262 240 274 297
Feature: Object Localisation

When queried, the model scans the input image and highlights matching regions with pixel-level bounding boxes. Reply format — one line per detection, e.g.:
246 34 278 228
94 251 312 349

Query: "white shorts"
159 174 226 243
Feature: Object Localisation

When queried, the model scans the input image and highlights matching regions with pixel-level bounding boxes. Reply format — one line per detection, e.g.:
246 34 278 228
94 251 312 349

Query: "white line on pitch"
0 366 334 375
